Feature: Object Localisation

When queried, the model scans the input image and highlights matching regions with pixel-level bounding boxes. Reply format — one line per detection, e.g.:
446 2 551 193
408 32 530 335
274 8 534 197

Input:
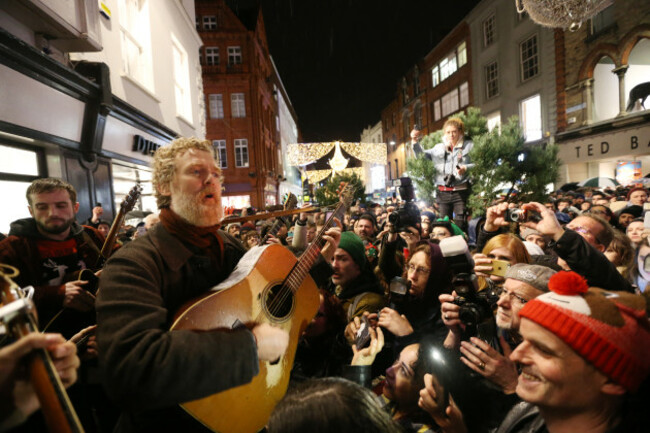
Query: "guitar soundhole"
263 284 294 321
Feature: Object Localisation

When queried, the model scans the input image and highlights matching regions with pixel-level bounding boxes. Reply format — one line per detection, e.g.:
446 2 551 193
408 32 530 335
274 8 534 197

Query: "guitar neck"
260 217 285 245
98 207 125 260
286 200 347 288
0 272 85 433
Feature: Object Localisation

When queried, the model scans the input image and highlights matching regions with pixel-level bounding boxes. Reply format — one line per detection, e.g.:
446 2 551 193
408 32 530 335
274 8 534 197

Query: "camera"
504 208 542 223
443 174 456 187
439 236 498 342
388 276 410 310
388 177 421 233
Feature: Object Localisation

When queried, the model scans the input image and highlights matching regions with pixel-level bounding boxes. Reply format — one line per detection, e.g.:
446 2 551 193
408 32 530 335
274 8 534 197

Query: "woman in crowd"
630 236 650 293
240 227 260 250
474 233 530 291
362 230 453 349
605 230 636 282
626 217 646 247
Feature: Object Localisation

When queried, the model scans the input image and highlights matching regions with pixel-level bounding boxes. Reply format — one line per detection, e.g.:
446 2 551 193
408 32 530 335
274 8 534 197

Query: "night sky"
256 0 482 142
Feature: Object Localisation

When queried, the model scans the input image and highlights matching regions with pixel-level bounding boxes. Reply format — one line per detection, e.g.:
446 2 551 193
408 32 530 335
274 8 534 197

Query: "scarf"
159 207 224 265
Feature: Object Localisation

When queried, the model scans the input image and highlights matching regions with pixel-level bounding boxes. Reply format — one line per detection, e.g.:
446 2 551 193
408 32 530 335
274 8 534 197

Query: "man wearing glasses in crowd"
440 264 555 394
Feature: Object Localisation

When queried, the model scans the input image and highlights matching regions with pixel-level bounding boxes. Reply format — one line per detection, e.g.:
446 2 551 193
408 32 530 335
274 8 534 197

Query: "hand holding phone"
355 316 371 350
485 259 510 277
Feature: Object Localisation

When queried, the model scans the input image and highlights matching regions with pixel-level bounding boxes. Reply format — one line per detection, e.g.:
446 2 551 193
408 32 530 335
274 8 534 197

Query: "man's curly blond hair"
152 137 217 209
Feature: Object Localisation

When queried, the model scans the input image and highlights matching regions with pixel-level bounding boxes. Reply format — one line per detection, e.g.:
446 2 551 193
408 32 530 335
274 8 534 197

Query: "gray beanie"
521 227 542 240
504 263 556 293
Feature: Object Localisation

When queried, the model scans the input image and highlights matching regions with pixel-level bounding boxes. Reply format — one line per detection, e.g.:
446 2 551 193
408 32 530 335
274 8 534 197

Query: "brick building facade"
381 21 472 186
555 0 650 184
196 0 282 208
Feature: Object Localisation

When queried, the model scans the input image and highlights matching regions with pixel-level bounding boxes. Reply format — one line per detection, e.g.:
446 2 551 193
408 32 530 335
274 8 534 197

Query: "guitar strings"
261 186 351 319
262 199 349 319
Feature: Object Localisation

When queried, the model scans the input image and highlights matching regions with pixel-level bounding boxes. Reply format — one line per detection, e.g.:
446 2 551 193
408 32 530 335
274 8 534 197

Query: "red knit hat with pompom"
519 271 650 392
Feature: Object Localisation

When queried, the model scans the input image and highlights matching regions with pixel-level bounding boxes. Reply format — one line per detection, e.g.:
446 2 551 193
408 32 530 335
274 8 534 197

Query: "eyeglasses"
496 287 529 305
567 224 603 245
407 264 430 275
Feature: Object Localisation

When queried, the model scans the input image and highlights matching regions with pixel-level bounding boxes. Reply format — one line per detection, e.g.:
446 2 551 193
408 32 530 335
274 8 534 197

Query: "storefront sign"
132 135 162 156
558 124 650 164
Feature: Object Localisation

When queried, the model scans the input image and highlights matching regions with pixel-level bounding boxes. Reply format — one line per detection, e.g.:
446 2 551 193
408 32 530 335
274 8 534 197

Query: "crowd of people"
0 133 649 433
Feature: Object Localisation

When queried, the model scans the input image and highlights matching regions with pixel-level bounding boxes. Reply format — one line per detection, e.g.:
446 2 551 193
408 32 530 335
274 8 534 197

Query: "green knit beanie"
338 231 366 267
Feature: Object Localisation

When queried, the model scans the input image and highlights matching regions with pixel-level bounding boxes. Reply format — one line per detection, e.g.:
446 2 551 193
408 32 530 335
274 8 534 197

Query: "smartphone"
644 211 650 229
486 259 510 277
355 316 371 350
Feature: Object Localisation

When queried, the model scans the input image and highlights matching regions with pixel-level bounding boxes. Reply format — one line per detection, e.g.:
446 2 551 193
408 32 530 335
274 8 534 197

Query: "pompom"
548 271 589 295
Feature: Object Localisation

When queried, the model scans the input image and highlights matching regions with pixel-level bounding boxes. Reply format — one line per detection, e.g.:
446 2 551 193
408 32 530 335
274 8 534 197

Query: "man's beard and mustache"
37 217 75 235
172 187 222 227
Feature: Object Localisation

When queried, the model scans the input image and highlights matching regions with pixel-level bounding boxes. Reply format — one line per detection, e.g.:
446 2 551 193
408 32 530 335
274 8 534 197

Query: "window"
439 52 457 82
171 35 192 121
205 47 219 65
434 100 442 121
520 94 542 142
442 88 459 117
213 140 227 168
414 104 422 128
459 82 469 107
402 78 409 103
228 46 242 65
234 139 249 167
590 2 614 35
520 35 539 82
231 93 246 118
431 66 440 87
485 61 499 99
483 14 496 47
395 158 399 178
387 162 392 181
593 56 618 121
119 0 153 90
487 111 501 131
413 67 421 95
457 41 467 67
203 15 217 30
0 144 42 234
208 94 224 119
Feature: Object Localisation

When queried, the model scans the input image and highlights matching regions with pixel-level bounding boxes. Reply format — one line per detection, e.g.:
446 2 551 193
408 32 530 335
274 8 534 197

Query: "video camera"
388 177 421 233
439 236 498 343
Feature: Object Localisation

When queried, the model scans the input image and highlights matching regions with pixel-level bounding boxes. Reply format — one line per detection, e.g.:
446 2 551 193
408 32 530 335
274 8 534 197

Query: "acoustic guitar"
170 185 354 433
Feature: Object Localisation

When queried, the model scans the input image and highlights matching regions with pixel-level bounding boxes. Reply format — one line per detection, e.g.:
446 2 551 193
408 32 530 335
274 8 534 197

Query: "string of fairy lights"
287 141 387 185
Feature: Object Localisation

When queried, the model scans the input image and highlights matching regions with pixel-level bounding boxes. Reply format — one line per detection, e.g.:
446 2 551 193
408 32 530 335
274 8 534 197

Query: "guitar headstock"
121 184 142 213
337 182 354 209
283 193 298 211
